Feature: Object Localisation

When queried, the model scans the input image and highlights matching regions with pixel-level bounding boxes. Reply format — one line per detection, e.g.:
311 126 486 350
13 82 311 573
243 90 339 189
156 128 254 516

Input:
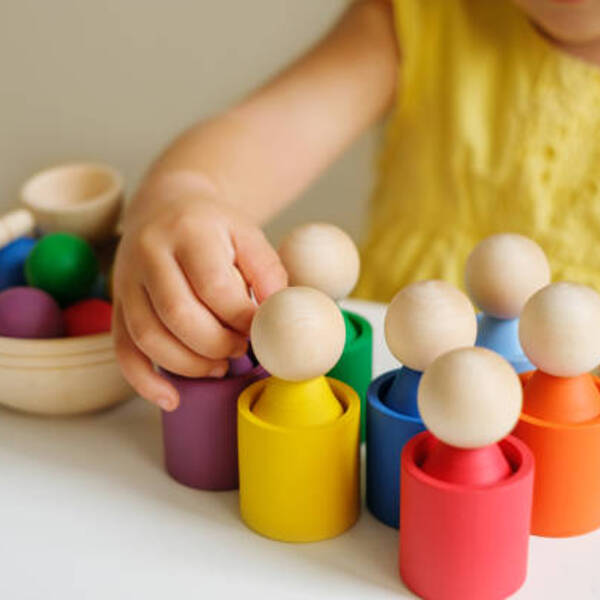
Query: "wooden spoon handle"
0 209 35 248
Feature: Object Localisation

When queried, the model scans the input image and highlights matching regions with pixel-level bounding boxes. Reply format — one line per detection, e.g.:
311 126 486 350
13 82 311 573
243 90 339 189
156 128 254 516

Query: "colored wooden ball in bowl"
63 299 112 337
88 272 109 300
25 233 99 304
0 236 36 291
0 287 63 339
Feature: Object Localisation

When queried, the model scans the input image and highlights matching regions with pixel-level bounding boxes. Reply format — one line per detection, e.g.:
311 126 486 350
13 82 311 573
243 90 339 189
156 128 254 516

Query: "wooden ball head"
519 282 600 378
278 223 360 301
384 280 477 372
418 347 523 449
251 286 345 382
465 233 550 319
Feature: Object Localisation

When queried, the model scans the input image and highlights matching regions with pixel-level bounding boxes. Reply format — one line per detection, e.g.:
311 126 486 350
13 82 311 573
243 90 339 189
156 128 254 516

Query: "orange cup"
513 371 600 537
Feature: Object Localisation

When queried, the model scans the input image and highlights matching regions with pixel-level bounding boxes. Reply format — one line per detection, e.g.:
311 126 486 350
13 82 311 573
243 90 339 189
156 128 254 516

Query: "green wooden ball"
25 233 99 304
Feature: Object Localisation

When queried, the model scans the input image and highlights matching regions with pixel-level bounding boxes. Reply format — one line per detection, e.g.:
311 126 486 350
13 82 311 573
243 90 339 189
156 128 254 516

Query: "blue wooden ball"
0 237 37 291
88 272 109 300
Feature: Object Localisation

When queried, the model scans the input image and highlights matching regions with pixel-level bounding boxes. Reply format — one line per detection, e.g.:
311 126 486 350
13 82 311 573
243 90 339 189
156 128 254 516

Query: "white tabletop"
0 299 598 600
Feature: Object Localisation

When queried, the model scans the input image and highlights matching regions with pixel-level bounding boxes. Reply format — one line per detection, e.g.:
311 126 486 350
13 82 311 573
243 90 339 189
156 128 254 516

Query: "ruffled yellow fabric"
355 0 600 302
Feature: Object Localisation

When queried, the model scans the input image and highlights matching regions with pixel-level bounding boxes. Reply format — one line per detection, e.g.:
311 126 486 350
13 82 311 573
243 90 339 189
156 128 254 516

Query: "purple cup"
160 359 267 490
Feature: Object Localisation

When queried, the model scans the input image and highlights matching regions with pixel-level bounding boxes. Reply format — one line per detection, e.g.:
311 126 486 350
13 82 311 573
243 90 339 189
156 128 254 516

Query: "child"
113 0 600 410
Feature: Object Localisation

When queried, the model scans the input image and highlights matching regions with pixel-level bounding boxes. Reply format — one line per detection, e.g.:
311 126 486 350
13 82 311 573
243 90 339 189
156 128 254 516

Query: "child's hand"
112 193 287 411
111 0 397 411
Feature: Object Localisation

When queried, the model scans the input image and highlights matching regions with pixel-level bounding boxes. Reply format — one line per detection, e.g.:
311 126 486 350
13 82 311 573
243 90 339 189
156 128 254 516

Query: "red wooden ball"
63 299 112 337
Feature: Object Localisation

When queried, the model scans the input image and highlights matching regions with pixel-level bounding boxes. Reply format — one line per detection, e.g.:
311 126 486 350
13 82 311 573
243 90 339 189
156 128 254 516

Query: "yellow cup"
238 377 360 542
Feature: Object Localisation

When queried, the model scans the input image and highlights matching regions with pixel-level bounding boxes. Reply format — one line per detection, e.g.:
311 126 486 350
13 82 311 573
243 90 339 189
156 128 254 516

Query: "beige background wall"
0 0 376 245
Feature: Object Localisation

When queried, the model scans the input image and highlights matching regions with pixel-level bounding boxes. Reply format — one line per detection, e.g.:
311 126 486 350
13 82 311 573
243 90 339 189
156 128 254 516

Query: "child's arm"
113 0 398 410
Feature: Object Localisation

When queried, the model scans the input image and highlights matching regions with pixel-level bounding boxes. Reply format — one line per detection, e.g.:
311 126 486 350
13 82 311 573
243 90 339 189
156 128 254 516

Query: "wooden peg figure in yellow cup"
278 222 373 441
238 286 361 542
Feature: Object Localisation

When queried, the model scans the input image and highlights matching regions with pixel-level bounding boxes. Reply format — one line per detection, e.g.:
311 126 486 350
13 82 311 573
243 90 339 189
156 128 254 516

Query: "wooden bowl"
20 163 124 243
0 332 133 415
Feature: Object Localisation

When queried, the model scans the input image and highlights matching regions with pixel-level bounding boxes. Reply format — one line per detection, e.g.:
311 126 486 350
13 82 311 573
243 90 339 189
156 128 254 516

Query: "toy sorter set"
156 224 600 599
156 224 600 600
4 166 600 600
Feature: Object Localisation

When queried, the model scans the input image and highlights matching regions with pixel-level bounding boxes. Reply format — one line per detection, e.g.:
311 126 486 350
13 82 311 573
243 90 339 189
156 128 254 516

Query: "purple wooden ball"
0 287 64 338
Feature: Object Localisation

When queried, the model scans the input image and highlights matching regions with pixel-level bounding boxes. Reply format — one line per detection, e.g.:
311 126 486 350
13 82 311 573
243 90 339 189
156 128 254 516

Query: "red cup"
399 431 534 600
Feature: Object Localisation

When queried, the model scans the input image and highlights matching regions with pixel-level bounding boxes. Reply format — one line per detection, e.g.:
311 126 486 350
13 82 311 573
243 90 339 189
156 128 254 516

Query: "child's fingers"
112 302 180 411
234 227 288 302
142 253 248 359
121 284 229 377
176 235 256 334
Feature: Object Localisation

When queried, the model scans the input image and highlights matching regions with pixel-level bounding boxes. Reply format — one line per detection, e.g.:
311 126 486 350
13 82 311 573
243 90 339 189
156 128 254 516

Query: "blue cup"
366 368 425 528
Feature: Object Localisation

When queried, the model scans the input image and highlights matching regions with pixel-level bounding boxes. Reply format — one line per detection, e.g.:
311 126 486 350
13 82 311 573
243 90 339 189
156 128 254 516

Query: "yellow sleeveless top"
354 0 600 302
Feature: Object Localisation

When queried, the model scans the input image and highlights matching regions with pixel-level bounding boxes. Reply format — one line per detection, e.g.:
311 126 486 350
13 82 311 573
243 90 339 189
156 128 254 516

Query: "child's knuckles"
136 225 162 254
172 214 207 238
160 300 196 333
195 269 234 300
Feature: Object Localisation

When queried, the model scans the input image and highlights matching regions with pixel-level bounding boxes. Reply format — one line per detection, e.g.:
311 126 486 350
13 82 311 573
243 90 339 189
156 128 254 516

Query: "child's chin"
514 0 600 45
